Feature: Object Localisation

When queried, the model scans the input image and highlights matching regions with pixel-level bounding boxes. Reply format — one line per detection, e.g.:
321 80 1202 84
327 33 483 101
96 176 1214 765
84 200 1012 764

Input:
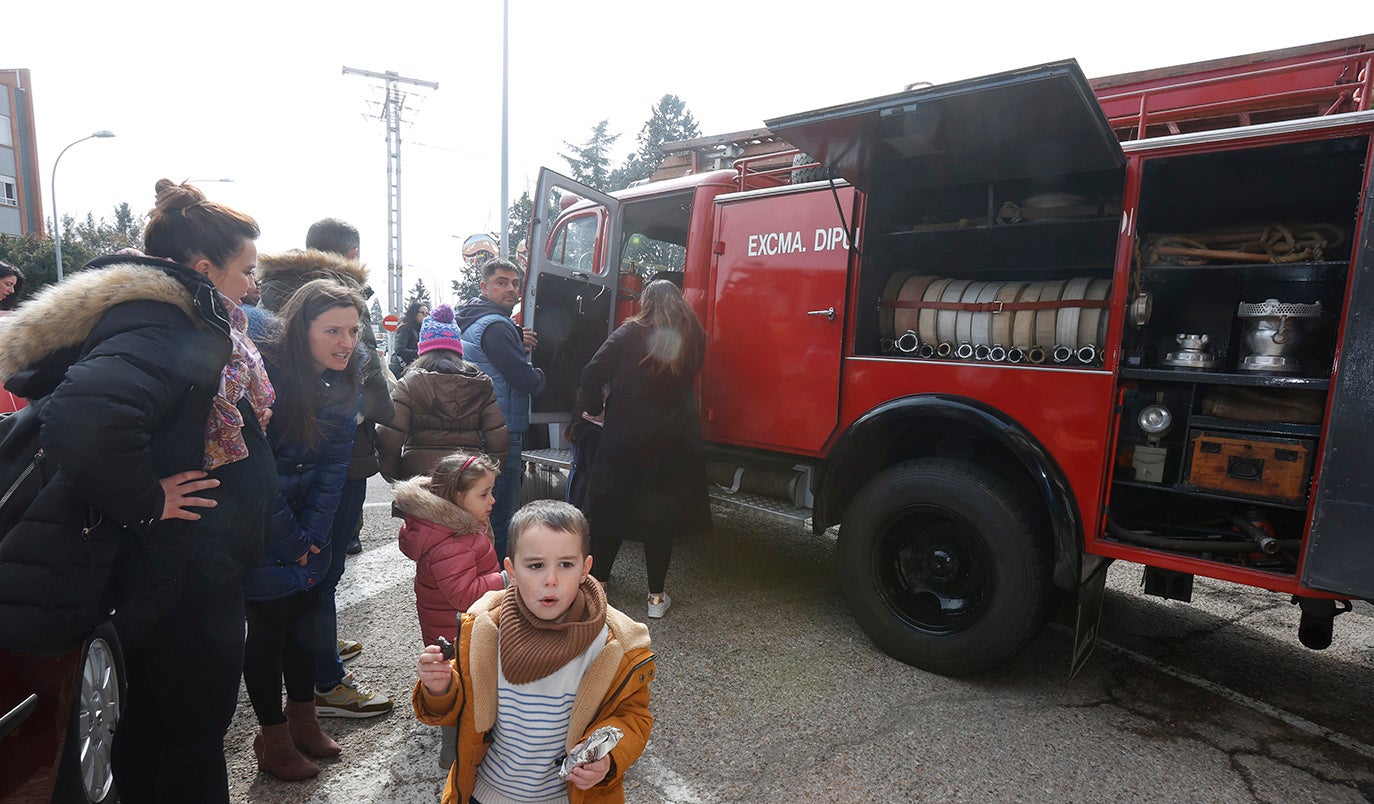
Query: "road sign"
382 314 400 332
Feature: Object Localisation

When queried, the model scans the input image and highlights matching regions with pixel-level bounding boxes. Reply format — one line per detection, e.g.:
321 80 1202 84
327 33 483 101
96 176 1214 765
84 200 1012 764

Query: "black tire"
54 622 123 803
838 459 1052 676
790 152 833 184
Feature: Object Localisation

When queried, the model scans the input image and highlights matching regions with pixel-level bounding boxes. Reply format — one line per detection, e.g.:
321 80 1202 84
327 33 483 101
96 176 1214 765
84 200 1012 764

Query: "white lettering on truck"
746 227 860 257
815 227 852 252
748 231 806 256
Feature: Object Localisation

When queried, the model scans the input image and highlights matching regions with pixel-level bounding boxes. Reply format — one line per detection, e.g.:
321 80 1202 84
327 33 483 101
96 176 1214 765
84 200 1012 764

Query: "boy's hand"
565 749 611 790
417 645 453 696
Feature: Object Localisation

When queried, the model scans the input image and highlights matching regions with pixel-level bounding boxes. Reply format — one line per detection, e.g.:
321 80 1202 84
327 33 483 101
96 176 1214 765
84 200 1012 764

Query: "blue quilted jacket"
241 354 361 602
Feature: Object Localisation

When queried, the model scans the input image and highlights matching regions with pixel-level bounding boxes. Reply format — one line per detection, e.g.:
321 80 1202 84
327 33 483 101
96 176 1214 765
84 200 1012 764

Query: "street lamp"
52 130 115 282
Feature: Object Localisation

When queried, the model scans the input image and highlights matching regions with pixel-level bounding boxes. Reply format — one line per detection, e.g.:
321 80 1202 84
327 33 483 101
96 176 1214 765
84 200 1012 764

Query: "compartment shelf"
886 216 1117 241
1186 415 1321 439
1141 260 1348 282
1110 479 1310 511
1118 368 1329 390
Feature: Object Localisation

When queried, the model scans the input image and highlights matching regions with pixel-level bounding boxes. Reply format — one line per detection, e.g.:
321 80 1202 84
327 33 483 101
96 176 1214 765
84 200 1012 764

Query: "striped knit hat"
417 304 463 355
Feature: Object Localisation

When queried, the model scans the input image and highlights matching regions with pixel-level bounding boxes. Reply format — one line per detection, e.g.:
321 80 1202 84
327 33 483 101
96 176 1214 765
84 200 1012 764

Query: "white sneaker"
647 592 672 619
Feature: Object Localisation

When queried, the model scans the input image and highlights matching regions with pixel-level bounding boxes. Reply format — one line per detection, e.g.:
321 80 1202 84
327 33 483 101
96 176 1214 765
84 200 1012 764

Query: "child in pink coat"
394 451 505 646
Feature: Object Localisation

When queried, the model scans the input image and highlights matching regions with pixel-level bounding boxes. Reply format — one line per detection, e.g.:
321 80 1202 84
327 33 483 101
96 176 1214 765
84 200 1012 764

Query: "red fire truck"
522 35 1374 676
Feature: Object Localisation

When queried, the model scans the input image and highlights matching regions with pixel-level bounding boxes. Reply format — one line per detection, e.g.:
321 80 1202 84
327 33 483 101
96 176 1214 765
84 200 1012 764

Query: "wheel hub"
881 515 993 632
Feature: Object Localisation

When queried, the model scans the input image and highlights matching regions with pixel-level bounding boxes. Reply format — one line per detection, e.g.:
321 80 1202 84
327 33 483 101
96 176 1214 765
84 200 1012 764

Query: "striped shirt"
472 624 608 804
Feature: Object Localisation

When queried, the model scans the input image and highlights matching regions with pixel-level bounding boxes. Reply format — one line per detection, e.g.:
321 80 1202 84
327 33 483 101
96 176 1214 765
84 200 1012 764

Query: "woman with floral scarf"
0 179 277 803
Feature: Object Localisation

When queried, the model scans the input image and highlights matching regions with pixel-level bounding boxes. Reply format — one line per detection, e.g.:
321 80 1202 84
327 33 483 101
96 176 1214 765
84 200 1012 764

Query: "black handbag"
0 395 117 654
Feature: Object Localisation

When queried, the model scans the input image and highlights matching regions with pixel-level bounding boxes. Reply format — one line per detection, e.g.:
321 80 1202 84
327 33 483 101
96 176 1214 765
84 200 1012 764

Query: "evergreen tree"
611 94 700 190
507 190 533 251
369 298 384 326
404 279 431 312
451 274 481 305
0 203 147 299
560 120 620 192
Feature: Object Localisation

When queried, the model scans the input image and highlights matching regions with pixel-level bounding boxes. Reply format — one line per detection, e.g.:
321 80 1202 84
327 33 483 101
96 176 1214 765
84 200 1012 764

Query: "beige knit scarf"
500 577 607 684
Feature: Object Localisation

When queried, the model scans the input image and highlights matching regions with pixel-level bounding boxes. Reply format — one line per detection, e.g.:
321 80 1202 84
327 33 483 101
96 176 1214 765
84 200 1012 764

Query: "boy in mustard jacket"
414 500 655 804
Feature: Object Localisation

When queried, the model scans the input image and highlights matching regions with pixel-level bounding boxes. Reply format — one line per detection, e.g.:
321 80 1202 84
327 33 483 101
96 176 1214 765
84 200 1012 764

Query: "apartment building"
0 69 43 237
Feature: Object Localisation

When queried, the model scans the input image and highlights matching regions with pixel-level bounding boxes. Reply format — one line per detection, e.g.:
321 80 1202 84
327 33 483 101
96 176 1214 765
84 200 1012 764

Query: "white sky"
6 1 1369 311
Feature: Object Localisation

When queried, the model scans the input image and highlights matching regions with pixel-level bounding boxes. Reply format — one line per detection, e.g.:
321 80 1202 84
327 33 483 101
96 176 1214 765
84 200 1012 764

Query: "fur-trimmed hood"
393 477 484 535
0 258 226 387
256 249 371 313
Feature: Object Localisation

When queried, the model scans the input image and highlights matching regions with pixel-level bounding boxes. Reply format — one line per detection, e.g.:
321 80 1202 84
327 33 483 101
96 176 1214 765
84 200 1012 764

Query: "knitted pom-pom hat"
417 304 464 356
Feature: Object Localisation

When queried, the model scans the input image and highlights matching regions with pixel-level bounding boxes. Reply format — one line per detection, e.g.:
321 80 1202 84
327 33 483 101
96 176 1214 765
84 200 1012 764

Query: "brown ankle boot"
253 722 320 780
286 700 341 758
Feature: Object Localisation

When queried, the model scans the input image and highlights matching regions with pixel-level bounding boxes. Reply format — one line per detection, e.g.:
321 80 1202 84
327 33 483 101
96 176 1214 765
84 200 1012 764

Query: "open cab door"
525 169 622 424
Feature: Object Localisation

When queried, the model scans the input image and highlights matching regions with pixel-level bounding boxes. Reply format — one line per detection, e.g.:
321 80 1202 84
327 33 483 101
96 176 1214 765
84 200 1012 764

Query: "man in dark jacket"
251 222 395 718
455 258 546 559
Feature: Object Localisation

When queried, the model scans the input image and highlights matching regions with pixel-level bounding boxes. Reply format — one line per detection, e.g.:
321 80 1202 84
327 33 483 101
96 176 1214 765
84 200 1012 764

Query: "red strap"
878 298 1110 312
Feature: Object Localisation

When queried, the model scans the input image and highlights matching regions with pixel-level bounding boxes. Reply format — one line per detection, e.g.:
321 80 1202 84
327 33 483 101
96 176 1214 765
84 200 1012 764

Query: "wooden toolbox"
1184 430 1315 504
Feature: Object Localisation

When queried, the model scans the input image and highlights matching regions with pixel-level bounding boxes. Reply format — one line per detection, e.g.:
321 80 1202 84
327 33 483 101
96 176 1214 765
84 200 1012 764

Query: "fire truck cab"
523 36 1374 676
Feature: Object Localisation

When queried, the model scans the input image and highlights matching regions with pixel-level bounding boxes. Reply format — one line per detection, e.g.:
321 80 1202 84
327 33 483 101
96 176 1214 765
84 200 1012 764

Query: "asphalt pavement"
223 471 1374 803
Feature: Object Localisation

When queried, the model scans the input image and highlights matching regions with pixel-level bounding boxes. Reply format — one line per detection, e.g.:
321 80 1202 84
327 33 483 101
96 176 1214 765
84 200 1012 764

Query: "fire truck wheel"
838 458 1053 676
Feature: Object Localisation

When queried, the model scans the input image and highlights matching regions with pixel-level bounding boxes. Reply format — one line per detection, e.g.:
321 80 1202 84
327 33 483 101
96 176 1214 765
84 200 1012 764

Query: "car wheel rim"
79 637 120 801
875 510 993 634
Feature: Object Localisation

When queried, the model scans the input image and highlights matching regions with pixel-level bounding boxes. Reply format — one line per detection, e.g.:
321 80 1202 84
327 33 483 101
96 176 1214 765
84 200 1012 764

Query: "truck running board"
520 448 814 528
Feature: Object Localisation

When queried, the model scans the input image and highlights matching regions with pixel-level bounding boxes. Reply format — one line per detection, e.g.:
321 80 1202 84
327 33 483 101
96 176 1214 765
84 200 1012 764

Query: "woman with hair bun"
0 179 274 803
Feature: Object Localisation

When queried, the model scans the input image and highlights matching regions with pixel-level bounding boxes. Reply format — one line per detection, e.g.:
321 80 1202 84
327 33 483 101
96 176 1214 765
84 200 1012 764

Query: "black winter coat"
577 321 712 544
392 322 421 375
0 257 275 651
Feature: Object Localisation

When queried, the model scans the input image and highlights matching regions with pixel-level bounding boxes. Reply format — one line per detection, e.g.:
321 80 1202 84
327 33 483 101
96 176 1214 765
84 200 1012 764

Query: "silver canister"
1236 299 1321 373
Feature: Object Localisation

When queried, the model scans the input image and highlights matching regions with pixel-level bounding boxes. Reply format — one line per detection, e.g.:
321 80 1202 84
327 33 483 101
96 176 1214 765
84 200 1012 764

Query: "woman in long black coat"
0 179 274 803
579 279 711 619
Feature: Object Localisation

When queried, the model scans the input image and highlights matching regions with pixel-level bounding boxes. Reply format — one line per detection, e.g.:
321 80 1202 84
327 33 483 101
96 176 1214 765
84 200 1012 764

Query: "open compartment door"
526 168 622 424
1303 175 1374 599
765 60 1125 193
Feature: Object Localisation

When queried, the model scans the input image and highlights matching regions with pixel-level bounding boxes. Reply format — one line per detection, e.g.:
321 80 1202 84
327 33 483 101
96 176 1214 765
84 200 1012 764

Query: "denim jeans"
490 431 524 561
313 476 367 690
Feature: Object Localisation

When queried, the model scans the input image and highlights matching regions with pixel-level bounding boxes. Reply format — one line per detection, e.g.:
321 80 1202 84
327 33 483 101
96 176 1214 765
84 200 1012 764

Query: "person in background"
456 259 545 560
251 222 396 722
0 179 274 803
241 280 367 781
376 303 508 482
390 300 428 377
414 500 654 804
579 279 711 619
0 261 25 311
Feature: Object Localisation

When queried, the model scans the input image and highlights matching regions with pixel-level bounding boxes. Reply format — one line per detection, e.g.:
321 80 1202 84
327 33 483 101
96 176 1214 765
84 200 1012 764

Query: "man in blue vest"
455 258 545 559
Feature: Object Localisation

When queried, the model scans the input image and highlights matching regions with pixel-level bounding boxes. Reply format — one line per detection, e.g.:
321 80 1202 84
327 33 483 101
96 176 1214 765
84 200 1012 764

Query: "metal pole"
51 130 114 282
386 80 403 318
342 67 438 316
500 0 510 259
